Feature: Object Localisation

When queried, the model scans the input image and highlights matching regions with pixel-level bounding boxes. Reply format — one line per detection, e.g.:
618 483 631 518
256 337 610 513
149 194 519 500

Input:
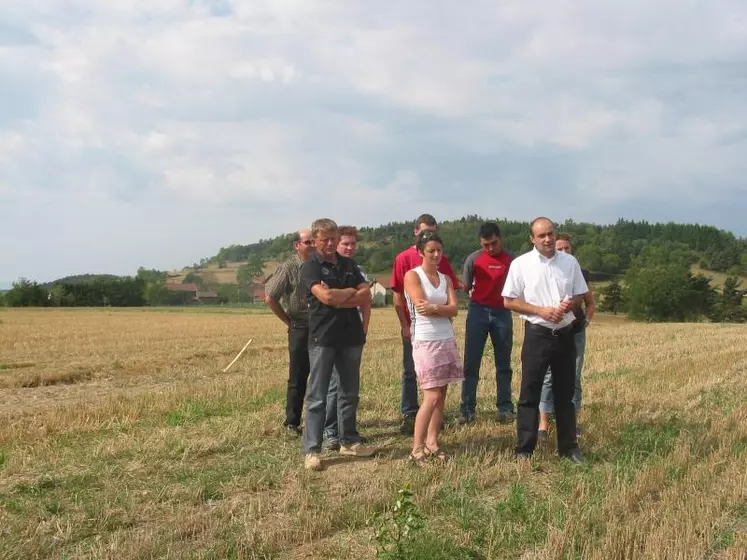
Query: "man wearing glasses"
264 228 315 436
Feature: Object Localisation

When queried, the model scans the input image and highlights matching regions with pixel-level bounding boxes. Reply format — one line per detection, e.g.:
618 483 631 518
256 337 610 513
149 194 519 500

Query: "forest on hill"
207 217 747 280
4 217 746 322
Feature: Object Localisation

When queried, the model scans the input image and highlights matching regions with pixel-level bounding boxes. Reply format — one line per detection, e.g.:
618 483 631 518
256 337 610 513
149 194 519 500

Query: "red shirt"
391 246 460 327
463 249 513 308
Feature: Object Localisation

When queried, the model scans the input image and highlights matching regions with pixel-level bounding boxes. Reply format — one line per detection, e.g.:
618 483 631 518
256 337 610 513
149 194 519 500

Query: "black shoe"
285 425 302 437
560 448 586 465
515 451 532 461
458 414 475 425
399 415 416 436
497 411 516 424
537 429 549 441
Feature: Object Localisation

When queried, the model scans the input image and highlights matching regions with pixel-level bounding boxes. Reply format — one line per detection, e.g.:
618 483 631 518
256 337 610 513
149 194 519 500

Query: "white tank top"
406 267 454 341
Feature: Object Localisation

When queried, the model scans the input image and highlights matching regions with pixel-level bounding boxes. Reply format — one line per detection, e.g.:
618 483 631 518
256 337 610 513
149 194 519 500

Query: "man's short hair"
556 232 571 242
311 218 338 238
415 214 437 229
291 232 301 243
338 225 358 239
479 222 501 239
529 216 554 236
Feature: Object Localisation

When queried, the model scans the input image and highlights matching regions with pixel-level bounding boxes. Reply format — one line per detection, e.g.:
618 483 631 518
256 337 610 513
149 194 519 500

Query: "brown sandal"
425 446 449 462
409 445 429 464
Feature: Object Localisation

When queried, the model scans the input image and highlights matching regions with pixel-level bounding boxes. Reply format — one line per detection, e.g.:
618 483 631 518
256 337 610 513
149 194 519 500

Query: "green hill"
202 217 747 282
41 274 125 289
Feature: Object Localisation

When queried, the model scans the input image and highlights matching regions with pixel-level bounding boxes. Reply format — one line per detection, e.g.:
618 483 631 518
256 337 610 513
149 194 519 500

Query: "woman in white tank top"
403 231 464 462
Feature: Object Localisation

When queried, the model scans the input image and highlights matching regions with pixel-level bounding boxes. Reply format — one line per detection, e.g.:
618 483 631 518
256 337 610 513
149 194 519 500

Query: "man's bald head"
529 217 557 258
529 217 553 237
294 228 314 261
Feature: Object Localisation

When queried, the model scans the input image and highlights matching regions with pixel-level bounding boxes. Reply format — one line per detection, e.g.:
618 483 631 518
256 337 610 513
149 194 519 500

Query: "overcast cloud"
1 0 746 284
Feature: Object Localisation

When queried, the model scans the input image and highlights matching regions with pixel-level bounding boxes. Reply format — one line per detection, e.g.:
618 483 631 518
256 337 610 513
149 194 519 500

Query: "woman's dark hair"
416 230 443 252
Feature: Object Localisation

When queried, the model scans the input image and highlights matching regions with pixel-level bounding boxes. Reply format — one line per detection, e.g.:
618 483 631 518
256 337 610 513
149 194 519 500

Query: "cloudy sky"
1 1 746 285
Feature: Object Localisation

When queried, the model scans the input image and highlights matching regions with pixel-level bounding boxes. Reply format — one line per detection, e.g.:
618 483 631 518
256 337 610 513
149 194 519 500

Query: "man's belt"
525 321 574 337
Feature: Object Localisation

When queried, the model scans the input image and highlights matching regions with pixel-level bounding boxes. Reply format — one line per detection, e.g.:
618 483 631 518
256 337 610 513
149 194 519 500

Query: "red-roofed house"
165 283 218 304
166 282 199 293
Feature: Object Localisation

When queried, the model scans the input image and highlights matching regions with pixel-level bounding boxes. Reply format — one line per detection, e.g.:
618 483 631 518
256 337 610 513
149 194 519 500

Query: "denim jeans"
302 344 363 454
400 339 419 417
539 327 586 414
323 367 364 443
460 303 514 417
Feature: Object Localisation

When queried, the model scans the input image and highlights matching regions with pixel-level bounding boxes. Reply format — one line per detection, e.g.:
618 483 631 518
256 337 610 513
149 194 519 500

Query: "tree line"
3 217 745 322
208 217 746 279
2 276 146 307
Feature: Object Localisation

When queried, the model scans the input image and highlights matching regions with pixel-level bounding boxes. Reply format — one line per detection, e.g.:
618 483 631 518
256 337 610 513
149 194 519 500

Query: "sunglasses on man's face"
301 240 313 246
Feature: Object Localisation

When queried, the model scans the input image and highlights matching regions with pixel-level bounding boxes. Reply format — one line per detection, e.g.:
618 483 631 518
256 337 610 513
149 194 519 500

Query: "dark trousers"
517 322 578 455
285 323 310 427
400 339 419 417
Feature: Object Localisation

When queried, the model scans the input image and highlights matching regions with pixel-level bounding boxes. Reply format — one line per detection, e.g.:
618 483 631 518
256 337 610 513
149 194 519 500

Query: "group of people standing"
264 214 594 471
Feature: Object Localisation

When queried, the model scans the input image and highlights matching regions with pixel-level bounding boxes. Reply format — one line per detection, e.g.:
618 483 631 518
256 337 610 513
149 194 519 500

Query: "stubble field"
0 307 745 559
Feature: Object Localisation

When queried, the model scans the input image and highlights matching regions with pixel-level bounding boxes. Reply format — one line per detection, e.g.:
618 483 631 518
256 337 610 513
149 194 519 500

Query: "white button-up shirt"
502 247 589 329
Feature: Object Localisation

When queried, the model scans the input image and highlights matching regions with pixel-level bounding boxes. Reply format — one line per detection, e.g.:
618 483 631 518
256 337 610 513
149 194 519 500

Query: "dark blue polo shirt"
301 251 366 347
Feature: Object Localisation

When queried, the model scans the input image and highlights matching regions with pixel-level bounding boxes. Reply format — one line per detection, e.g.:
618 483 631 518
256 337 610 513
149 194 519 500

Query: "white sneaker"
339 443 377 457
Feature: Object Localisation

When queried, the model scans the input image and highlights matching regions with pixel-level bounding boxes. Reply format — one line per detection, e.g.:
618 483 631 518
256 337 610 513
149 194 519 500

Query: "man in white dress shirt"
502 217 588 463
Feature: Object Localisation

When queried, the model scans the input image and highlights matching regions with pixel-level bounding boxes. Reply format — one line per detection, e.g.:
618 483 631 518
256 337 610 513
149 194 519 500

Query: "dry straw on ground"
0 308 745 559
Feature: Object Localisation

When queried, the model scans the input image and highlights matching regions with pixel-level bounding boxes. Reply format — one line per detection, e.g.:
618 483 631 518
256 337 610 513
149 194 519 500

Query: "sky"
1 1 747 286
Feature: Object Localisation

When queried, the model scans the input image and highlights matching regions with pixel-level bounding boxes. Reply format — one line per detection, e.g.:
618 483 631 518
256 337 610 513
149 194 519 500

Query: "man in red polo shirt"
391 213 460 435
459 222 515 425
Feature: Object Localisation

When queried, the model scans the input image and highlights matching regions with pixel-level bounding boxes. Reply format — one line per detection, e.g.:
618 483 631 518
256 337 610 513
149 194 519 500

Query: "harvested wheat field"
0 308 745 559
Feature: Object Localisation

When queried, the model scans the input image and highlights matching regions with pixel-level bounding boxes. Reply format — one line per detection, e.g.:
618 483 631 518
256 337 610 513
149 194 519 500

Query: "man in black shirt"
300 218 375 471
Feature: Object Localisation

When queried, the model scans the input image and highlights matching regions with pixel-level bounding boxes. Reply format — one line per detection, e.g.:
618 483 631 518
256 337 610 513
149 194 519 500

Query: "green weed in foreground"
370 482 426 560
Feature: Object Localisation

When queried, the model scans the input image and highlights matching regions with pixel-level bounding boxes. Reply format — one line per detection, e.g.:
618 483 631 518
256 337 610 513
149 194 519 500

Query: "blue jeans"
460 303 514 417
323 367 364 443
539 327 586 414
400 339 419 417
302 344 363 454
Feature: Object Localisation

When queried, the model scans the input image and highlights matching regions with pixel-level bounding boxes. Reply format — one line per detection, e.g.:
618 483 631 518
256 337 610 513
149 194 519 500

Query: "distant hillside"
167 260 282 285
194 217 747 282
42 274 126 289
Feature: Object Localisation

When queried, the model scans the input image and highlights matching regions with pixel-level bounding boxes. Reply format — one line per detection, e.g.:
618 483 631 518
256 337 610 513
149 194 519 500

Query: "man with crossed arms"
502 217 587 463
301 218 375 471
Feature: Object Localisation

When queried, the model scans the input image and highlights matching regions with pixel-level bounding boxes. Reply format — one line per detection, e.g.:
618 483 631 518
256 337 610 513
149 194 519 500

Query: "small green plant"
370 482 426 560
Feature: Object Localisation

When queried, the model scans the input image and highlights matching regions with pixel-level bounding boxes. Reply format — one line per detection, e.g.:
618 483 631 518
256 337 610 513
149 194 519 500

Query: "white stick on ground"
223 338 253 373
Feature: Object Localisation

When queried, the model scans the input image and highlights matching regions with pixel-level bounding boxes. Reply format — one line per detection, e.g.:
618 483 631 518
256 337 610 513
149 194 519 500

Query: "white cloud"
0 0 746 282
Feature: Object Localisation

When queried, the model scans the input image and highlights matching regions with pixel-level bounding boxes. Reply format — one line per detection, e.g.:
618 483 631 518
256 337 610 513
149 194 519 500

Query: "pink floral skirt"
412 338 464 390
